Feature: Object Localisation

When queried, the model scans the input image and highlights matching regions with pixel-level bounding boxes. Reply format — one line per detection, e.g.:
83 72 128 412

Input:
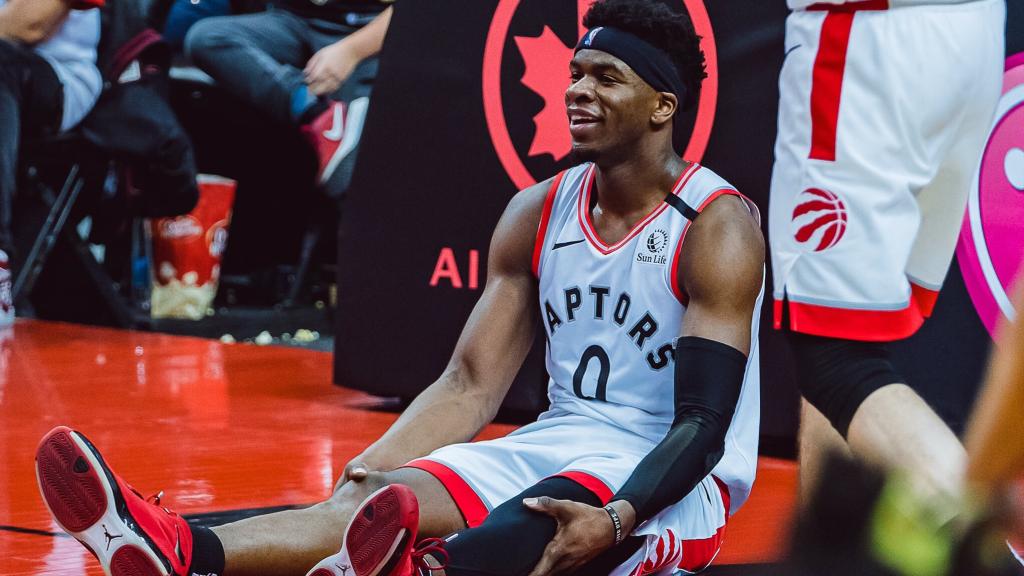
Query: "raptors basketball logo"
482 0 718 190
791 188 847 252
957 53 1024 336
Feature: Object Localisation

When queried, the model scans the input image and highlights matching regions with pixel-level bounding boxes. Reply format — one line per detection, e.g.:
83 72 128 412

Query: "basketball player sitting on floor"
34 1 766 575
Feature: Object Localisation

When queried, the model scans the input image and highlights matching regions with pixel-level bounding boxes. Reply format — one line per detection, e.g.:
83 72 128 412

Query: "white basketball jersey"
533 162 763 511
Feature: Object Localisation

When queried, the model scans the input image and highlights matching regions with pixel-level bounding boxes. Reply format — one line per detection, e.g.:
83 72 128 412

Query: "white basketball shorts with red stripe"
404 412 730 575
769 0 1005 341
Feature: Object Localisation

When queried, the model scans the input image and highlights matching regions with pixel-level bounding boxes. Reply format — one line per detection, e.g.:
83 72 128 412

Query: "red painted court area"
0 320 796 575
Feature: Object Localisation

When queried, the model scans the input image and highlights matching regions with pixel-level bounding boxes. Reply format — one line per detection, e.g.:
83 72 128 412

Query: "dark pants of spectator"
184 8 378 126
0 39 64 256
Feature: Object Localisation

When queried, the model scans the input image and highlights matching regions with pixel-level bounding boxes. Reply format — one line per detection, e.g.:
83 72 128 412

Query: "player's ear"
651 92 678 128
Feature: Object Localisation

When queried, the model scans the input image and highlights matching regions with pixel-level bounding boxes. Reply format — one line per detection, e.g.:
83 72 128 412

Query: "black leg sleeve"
443 477 604 576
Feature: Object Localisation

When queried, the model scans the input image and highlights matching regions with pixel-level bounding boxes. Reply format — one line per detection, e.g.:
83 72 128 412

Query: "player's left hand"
304 41 359 97
524 497 616 576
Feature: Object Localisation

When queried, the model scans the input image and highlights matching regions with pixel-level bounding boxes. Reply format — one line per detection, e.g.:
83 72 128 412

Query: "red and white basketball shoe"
306 484 447 576
301 100 358 187
35 426 193 576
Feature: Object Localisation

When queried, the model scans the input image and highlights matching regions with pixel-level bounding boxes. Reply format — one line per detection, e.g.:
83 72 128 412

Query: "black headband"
574 26 690 110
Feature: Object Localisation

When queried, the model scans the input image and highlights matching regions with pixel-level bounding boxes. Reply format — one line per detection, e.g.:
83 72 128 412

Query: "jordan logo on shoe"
102 524 123 551
335 564 350 575
73 457 89 473
323 105 345 142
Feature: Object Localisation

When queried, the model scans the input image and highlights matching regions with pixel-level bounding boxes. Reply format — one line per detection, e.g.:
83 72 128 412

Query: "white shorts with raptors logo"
769 0 1005 341
405 412 730 575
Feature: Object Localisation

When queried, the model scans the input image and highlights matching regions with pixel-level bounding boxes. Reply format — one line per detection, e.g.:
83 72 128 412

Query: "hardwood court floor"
0 320 796 575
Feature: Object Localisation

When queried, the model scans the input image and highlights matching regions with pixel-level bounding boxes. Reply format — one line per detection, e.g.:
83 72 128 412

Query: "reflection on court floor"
0 320 795 575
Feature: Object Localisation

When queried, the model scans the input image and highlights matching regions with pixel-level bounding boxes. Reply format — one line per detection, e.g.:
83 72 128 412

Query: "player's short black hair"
583 0 707 109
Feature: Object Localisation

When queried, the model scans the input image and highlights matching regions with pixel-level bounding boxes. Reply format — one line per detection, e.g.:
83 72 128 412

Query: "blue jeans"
184 8 378 126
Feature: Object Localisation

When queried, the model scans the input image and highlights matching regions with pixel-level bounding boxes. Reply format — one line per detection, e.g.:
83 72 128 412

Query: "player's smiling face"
566 49 661 162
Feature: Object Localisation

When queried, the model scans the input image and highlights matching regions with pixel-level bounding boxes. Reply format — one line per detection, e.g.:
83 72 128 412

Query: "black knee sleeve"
786 331 906 438
442 477 602 576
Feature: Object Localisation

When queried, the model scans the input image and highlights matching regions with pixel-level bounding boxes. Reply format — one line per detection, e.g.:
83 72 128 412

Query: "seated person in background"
0 0 104 322
184 0 393 194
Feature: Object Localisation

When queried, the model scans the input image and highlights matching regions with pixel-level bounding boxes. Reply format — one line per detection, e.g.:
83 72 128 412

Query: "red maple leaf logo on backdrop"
514 27 574 161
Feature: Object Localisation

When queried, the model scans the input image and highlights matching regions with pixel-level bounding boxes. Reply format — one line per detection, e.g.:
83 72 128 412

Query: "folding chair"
14 133 137 327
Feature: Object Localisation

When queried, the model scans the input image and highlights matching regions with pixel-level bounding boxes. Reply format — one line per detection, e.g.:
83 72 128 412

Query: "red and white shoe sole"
35 426 174 576
306 484 418 576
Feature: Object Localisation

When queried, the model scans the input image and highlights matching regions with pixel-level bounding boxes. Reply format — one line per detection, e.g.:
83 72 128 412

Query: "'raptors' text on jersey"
533 162 764 510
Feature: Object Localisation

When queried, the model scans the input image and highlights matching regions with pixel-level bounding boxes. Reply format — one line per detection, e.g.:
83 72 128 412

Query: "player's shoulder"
503 165 583 227
681 191 765 296
684 163 758 229
689 164 738 195
490 168 583 274
680 166 764 283
697 195 763 246
509 175 557 213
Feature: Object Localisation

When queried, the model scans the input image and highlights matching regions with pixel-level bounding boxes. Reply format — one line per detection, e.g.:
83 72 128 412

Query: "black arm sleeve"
613 336 746 523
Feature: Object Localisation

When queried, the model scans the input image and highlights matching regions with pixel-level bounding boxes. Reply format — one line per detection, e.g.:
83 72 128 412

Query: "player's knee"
441 478 600 576
787 332 905 438
325 471 388 510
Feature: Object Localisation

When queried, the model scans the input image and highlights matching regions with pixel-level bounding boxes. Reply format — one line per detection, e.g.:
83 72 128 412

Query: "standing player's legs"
844 35 1004 497
845 384 964 498
797 400 851 502
770 0 1005 501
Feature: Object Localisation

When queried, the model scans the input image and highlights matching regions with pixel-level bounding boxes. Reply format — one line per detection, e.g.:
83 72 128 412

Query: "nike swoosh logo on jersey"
323 105 345 141
552 239 585 250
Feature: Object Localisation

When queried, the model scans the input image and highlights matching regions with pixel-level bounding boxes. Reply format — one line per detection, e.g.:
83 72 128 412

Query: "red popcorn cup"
149 175 236 319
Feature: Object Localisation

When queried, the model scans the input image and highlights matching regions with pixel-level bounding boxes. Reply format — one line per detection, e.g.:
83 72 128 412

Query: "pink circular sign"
957 53 1024 336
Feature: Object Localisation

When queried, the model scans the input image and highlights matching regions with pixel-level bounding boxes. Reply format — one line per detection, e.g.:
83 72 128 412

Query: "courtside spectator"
184 0 393 196
0 0 104 325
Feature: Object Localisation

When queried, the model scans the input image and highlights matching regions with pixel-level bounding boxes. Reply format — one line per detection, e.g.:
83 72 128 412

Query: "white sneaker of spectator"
0 249 14 328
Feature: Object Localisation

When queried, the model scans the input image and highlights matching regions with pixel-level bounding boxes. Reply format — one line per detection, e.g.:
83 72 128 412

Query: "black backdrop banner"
336 0 1023 445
